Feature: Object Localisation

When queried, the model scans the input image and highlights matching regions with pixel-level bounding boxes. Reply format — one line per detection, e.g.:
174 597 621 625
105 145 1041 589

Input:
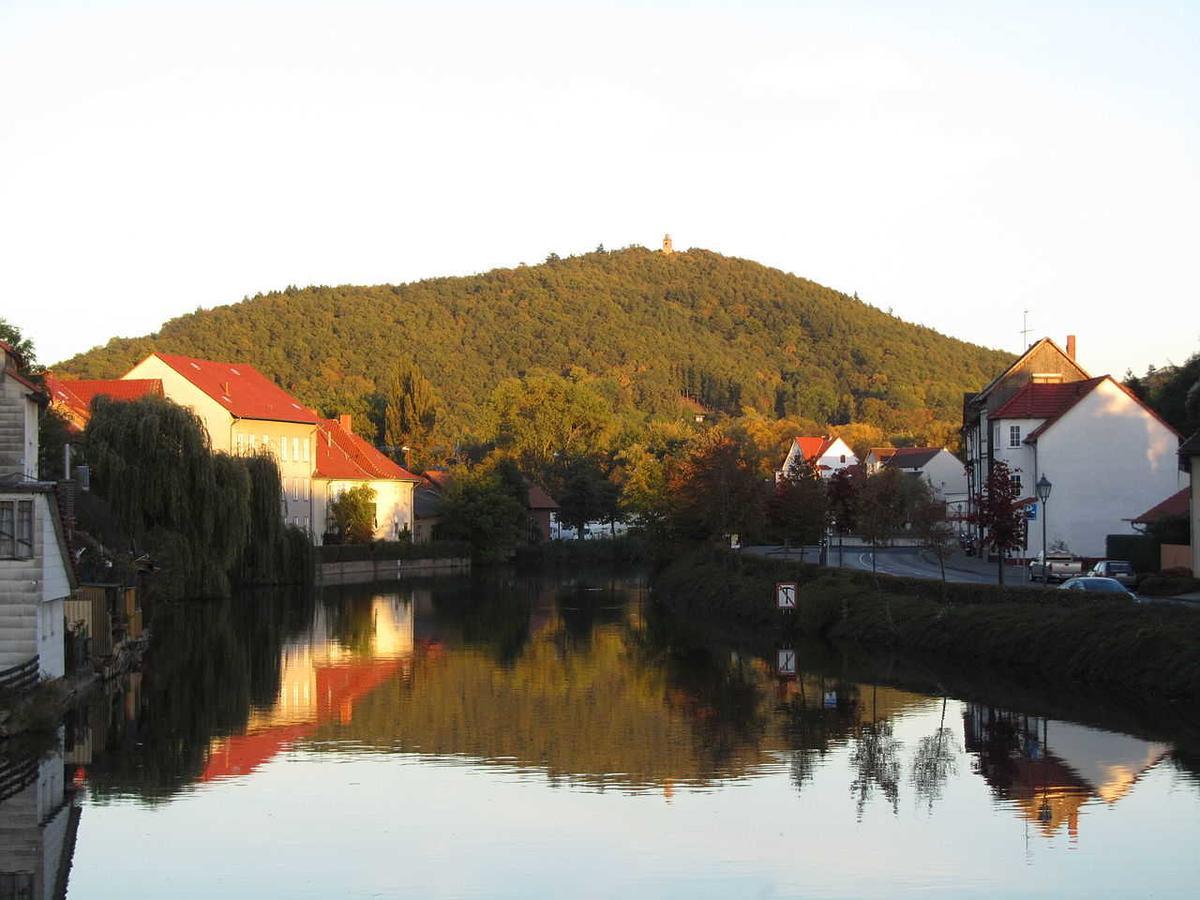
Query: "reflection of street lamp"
1036 475 1052 573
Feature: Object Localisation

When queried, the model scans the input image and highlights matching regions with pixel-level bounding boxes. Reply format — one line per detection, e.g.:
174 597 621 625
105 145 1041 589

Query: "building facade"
122 353 322 535
0 341 75 679
312 416 419 542
985 374 1184 558
780 436 857 480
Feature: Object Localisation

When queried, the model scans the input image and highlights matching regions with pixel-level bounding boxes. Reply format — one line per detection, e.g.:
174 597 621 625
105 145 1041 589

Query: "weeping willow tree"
84 395 308 597
236 452 313 585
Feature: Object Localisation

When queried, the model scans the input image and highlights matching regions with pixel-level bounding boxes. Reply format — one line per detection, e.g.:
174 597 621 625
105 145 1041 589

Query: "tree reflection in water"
911 696 958 812
849 685 903 818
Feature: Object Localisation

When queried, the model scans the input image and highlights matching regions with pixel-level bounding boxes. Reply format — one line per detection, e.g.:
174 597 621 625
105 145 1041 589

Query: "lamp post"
1036 475 1052 577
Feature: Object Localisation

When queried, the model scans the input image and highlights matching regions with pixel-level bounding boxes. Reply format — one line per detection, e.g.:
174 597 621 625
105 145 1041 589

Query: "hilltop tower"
662 233 673 255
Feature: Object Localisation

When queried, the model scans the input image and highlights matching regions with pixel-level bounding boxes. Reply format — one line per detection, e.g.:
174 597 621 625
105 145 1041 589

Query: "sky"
1 0 1197 378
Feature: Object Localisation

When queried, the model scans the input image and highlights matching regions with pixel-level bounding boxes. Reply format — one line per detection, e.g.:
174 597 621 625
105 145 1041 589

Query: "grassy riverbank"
653 550 1200 702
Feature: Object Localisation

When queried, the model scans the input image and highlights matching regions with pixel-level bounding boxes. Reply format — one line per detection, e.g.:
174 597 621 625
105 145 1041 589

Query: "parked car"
1086 560 1137 587
1029 551 1083 584
1058 576 1137 600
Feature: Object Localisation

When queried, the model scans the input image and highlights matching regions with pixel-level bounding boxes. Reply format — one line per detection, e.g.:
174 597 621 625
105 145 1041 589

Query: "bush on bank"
653 550 1200 702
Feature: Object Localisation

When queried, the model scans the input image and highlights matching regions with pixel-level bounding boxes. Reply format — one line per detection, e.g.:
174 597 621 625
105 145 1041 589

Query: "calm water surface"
6 570 1199 898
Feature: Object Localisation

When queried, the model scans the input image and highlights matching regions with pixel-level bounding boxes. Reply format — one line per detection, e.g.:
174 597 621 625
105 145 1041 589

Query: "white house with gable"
988 374 1186 558
779 436 857 480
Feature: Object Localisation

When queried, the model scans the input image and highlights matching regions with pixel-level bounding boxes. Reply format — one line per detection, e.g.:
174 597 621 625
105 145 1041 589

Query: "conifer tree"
384 359 440 462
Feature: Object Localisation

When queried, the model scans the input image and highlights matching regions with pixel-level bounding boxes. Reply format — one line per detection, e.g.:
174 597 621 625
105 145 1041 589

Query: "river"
4 569 1198 898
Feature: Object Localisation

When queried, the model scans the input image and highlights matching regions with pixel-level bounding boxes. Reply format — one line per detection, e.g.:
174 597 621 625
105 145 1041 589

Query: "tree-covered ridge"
56 247 1012 441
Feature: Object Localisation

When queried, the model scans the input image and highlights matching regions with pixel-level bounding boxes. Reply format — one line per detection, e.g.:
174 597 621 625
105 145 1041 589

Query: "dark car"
1087 560 1137 587
1058 576 1137 600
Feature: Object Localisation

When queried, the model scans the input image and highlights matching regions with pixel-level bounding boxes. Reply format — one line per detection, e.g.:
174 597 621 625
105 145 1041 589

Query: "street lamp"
1036 475 1052 577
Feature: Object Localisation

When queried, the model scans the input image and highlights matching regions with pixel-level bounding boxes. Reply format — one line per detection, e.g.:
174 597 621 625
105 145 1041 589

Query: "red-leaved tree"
973 460 1025 585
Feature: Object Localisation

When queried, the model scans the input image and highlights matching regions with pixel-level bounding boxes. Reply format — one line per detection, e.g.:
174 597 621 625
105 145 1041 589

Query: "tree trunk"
997 549 1004 586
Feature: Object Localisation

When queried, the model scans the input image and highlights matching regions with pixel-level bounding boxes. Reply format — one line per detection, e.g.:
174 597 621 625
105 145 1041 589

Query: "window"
1009 425 1021 448
0 500 33 559
235 434 245 455
293 437 301 461
262 434 270 453
1010 474 1022 492
302 439 310 463
281 436 289 462
839 454 846 463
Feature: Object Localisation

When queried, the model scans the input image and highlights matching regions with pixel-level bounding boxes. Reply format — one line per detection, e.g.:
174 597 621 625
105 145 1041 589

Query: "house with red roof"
44 374 163 433
779 435 857 481
961 336 1091 545
123 353 323 534
984 371 1184 558
313 415 421 542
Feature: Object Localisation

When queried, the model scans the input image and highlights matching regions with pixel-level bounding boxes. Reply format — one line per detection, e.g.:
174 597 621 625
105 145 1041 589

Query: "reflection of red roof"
1133 488 1189 525
315 419 418 481
45 374 163 429
200 658 403 782
148 353 319 424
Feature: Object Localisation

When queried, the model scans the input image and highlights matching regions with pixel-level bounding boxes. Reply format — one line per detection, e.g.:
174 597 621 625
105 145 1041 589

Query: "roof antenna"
1020 308 1032 350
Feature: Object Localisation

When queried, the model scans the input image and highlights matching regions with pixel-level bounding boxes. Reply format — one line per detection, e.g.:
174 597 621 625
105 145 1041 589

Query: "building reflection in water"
202 592 415 781
0 740 79 900
963 704 1170 838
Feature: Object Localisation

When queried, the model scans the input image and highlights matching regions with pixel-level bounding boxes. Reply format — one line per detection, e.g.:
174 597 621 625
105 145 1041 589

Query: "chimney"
1066 335 1076 360
339 414 352 434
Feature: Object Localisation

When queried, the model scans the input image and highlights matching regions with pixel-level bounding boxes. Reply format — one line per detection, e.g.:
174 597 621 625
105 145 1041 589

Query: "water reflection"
964 705 1170 838
3 570 1197 898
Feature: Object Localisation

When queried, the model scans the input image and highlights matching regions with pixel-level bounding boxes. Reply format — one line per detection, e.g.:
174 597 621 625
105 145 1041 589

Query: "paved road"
746 544 1198 607
747 544 1002 584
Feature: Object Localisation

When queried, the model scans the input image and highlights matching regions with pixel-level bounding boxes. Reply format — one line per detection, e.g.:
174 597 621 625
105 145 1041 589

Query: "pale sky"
2 1 1197 378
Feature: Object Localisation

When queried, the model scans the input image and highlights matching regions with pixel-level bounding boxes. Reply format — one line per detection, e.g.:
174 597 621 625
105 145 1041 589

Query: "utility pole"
1020 309 1032 350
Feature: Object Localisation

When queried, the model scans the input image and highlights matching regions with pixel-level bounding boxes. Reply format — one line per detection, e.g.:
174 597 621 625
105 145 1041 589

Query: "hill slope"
57 247 1012 440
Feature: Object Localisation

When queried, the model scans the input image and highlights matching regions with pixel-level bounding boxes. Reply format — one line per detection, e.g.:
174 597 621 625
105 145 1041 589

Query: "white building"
0 340 74 679
312 416 420 542
962 336 1091 545
780 436 857 480
123 353 322 535
987 374 1185 558
871 447 969 521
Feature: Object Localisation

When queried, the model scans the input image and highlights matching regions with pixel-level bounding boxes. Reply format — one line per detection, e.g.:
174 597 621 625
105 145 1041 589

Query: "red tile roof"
315 418 419 481
794 436 837 460
45 374 163 429
994 376 1180 443
150 353 319 424
990 377 1107 421
526 482 558 510
1132 488 1189 525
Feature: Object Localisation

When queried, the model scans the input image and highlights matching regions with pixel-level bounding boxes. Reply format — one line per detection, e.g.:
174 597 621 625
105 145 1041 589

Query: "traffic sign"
776 581 797 609
777 648 796 676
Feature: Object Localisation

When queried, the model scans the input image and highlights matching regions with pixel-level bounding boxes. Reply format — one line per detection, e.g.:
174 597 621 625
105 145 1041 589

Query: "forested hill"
56 247 1012 441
